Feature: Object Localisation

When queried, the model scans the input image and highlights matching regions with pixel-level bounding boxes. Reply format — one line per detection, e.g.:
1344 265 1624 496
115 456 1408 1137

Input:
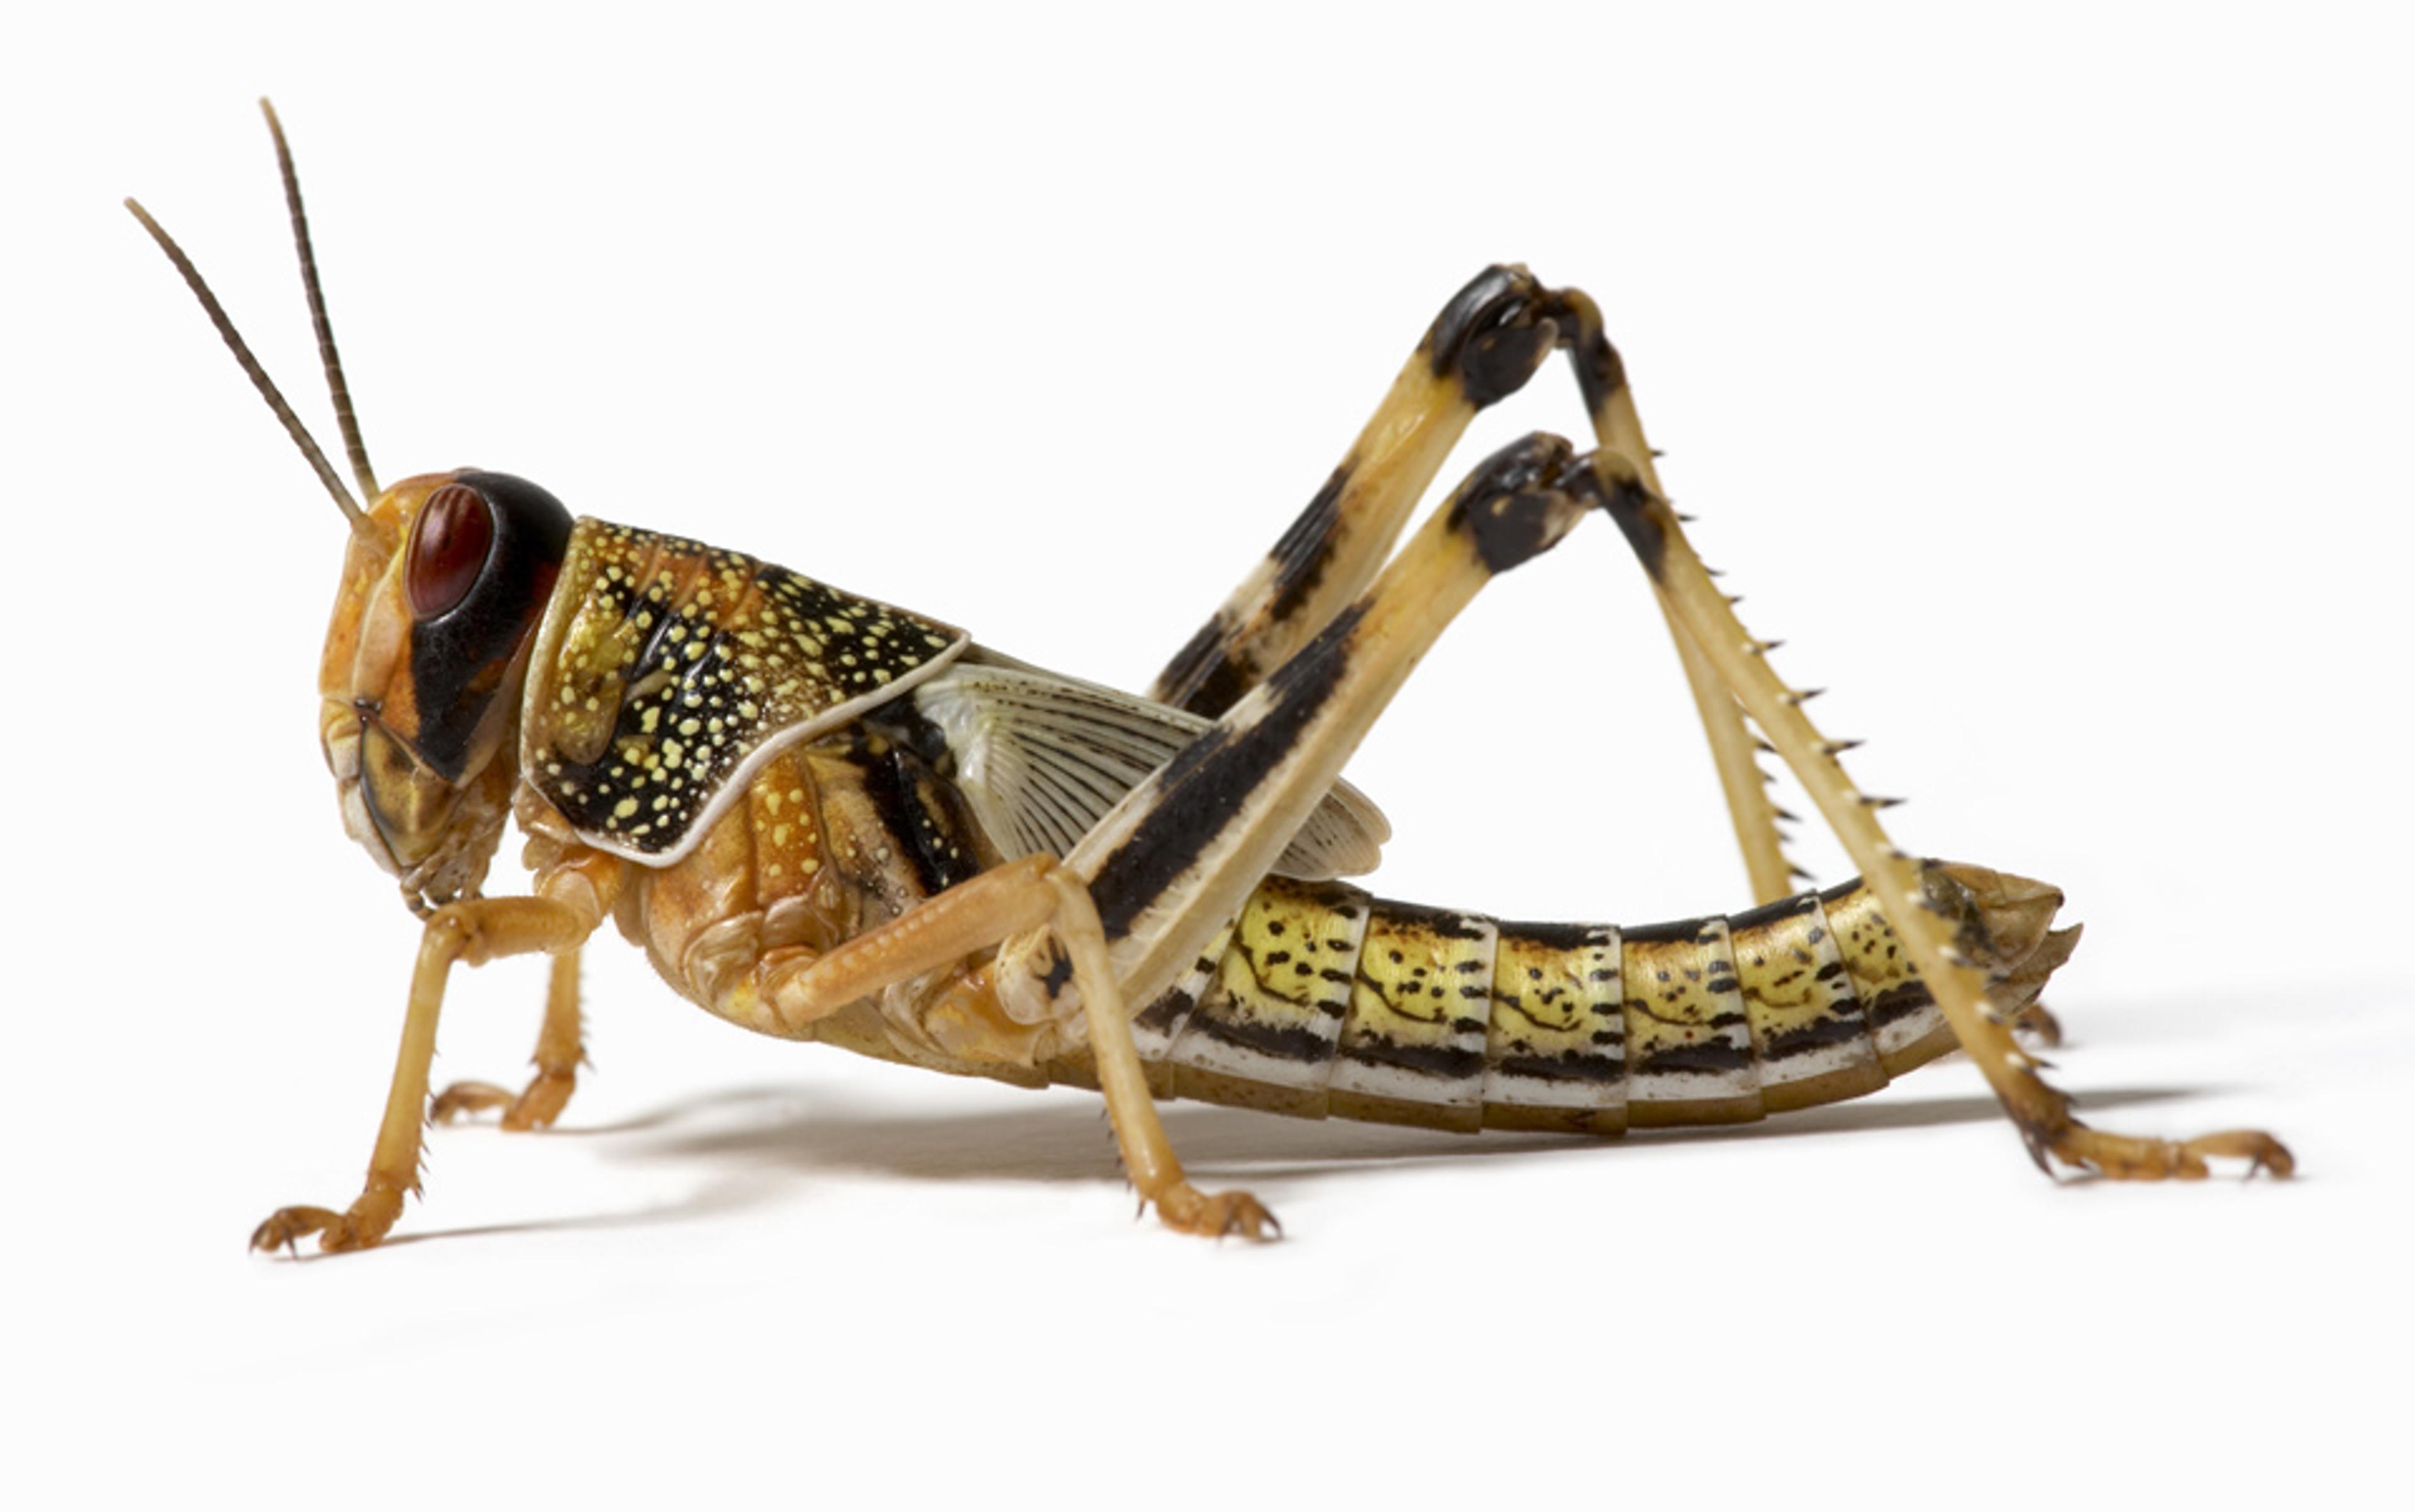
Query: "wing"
912 655 1390 881
521 518 969 863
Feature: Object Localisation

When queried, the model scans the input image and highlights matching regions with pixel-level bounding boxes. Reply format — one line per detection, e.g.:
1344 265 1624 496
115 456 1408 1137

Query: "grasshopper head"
320 470 572 912
131 106 586 914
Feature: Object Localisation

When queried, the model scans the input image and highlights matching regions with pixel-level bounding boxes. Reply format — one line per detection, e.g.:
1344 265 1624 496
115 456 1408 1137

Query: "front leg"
252 894 599 1254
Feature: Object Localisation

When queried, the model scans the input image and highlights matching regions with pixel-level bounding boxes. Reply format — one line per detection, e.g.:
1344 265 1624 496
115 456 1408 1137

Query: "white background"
8 3 2407 1506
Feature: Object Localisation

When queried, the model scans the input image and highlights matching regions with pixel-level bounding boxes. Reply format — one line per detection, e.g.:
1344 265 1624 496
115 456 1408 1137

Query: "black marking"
1567 328 1628 421
1369 898 1492 942
1597 472 1668 582
1154 617 1255 720
1341 1038 1485 1082
1867 982 1935 1028
1443 434 1580 574
1136 986 1199 1037
1623 916 1721 946
1459 322 1556 409
1499 1050 1625 1085
1729 892 1823 933
1264 464 1350 626
1036 942 1075 1002
1188 1011 1336 1065
1499 920 1615 952
1091 604 1364 942
1421 267 1562 410
1424 266 1526 377
1467 489 1574 574
852 704 989 898
404 471 572 781
1762 1015 1872 1060
1635 1039 1756 1075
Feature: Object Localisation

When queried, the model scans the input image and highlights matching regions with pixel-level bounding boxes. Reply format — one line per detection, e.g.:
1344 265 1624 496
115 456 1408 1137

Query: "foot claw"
250 1184 406 1255
430 1081 514 1124
249 1206 338 1254
431 1069 574 1131
250 1204 369 1254
1153 1183 1279 1242
2043 1123 2296 1182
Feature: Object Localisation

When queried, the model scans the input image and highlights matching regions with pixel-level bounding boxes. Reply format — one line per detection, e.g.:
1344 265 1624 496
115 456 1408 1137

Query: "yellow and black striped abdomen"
1107 863 2075 1135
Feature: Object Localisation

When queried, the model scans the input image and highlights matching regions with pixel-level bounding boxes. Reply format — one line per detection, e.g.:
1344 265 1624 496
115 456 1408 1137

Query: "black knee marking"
1424 266 1560 409
1448 434 1586 573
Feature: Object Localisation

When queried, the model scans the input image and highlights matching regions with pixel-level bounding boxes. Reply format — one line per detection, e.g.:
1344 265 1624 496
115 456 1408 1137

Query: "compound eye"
406 482 496 619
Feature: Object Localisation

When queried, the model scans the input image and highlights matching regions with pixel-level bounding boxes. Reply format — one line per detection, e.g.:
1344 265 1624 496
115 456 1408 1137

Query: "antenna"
126 102 377 532
261 99 379 504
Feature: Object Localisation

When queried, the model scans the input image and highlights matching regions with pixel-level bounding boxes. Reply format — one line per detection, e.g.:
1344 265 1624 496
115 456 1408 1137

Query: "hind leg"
1156 266 1797 903
1583 441 2290 1179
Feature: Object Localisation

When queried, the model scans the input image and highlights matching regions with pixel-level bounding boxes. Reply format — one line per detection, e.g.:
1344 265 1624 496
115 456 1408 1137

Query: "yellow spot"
613 797 639 819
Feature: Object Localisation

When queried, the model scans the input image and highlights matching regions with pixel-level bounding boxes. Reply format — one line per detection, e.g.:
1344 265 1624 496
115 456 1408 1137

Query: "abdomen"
1062 863 2074 1135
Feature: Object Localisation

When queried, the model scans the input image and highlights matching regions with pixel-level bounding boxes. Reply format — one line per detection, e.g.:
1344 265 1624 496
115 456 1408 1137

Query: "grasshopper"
133 104 2290 1251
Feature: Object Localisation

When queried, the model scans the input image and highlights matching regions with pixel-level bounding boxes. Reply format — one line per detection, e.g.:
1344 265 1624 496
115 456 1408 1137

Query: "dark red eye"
406 482 495 619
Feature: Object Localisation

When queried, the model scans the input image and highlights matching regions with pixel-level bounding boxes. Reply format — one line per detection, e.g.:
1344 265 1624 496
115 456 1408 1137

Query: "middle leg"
431 945 587 1130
